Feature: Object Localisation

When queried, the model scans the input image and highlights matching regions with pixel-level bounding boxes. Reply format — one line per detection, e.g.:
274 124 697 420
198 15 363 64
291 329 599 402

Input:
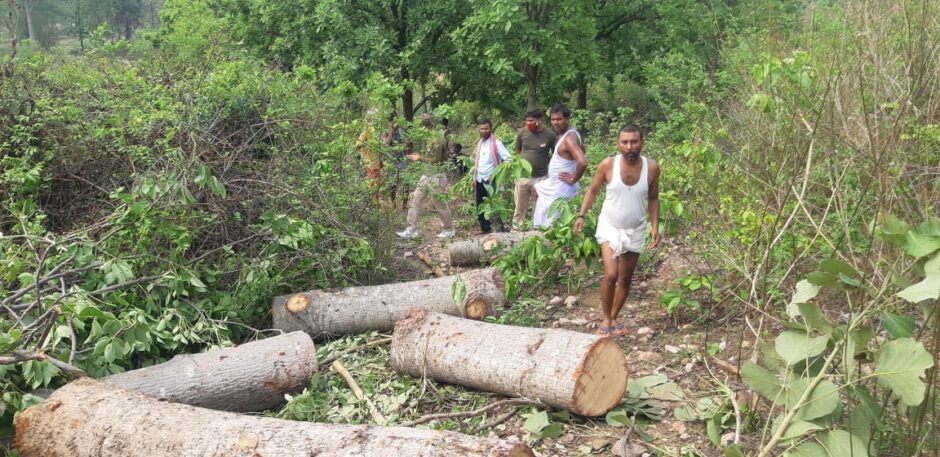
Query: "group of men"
361 104 661 337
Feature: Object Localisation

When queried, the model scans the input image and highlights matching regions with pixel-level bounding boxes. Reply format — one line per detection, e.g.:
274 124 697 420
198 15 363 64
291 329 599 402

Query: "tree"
226 0 467 121
453 0 597 110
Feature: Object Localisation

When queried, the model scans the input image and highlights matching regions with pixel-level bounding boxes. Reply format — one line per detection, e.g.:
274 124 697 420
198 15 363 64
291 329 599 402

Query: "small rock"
719 341 727 351
720 432 736 446
664 345 681 354
564 295 579 307
557 317 589 326
680 433 691 440
741 340 752 349
403 251 413 258
633 351 664 363
669 421 688 434
611 439 647 457
684 362 694 372
558 433 576 444
636 326 652 335
548 296 564 306
586 437 613 450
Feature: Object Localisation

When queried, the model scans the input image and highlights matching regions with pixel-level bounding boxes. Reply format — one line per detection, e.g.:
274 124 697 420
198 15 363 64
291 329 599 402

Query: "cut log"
14 378 534 457
273 268 504 338
448 231 541 266
102 331 316 412
391 310 627 416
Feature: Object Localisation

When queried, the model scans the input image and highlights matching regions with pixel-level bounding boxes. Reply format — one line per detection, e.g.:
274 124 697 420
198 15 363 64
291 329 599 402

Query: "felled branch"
331 360 387 424
400 399 546 427
0 350 86 377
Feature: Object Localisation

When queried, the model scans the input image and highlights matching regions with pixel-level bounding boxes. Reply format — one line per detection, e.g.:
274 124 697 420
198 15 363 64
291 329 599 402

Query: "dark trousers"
475 179 502 233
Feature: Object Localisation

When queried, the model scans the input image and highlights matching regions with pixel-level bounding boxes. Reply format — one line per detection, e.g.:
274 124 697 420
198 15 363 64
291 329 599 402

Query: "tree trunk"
390 310 628 416
101 331 317 412
448 231 542 267
577 77 587 110
526 67 539 110
24 0 36 41
272 268 505 338
15 378 535 457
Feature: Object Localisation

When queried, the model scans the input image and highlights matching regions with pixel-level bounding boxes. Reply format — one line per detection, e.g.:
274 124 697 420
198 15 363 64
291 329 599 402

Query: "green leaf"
788 379 840 420
874 338 935 406
897 252 940 303
904 232 940 257
724 445 745 457
522 410 550 435
882 312 915 338
796 303 833 335
806 271 837 287
820 430 869 457
540 422 563 438
785 442 826 457
847 407 873 447
788 280 820 317
673 406 697 421
772 415 824 441
741 362 784 403
706 415 721 445
605 409 630 427
820 259 858 277
648 382 685 401
775 331 828 366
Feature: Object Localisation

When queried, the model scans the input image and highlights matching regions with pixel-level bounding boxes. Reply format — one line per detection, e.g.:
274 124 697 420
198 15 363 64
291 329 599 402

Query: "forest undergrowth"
1 0 938 455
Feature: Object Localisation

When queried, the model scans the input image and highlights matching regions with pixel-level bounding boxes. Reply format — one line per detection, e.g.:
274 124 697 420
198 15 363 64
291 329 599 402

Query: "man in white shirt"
472 119 513 234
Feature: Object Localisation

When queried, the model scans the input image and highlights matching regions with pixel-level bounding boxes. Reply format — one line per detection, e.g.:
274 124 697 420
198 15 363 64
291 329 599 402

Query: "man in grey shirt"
513 108 556 229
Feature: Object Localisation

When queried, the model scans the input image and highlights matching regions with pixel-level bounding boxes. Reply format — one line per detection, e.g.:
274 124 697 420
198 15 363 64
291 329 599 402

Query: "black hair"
524 108 544 119
549 103 571 118
618 124 644 140
478 118 492 128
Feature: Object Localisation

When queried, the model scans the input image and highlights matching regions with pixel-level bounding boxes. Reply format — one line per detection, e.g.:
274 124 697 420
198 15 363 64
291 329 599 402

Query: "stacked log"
102 331 316 412
390 310 628 416
14 378 535 457
273 268 504 338
448 231 541 266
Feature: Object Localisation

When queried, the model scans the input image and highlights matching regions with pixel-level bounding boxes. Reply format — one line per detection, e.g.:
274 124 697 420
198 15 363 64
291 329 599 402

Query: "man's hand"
408 153 422 162
649 227 661 249
559 172 576 184
573 217 585 235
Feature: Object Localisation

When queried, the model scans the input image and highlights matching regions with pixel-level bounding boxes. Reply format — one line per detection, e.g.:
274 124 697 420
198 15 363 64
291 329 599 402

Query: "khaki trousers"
513 176 545 226
406 173 453 230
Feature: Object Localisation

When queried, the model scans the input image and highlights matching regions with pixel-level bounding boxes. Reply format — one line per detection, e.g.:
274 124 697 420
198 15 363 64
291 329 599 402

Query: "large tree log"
391 310 627 416
273 268 504 338
448 231 541 266
102 331 316 412
14 378 534 457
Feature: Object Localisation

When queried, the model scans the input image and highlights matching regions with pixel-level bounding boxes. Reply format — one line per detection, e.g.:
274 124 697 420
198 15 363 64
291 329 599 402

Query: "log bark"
15 378 534 457
102 331 316 412
273 268 504 338
391 310 628 416
448 231 542 266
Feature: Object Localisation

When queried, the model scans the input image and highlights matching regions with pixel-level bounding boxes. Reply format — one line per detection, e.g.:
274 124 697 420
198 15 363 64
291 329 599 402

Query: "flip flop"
596 326 612 336
612 324 628 337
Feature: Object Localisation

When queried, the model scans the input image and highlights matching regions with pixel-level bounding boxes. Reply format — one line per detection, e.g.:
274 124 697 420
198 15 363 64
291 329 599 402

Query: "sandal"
612 324 628 337
595 325 612 336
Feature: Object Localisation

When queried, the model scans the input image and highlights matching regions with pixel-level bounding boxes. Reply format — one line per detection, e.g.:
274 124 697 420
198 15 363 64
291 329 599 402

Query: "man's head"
549 104 572 133
617 124 644 159
478 119 493 139
524 108 545 133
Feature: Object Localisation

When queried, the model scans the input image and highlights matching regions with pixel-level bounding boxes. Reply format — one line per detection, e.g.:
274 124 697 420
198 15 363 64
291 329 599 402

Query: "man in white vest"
574 125 661 337
533 104 588 228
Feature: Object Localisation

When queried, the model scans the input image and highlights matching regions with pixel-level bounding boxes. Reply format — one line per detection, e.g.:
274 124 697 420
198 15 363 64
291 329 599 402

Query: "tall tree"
226 0 467 121
453 0 597 110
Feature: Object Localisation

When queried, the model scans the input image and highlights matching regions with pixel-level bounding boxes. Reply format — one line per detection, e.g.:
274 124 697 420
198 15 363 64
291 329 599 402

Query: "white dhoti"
595 217 646 257
533 179 578 228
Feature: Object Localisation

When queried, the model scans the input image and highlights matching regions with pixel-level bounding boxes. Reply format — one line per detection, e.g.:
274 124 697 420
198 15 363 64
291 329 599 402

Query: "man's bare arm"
647 159 661 249
573 157 611 235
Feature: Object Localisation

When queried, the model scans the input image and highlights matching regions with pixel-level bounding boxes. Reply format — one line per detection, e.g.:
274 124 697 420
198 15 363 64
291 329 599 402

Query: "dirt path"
391 214 738 456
